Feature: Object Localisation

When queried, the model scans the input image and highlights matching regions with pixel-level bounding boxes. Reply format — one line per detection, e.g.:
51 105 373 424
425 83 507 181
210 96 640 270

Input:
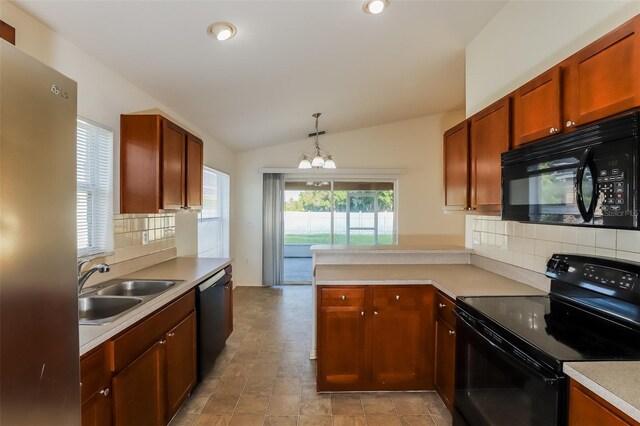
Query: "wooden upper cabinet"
443 121 470 211
161 120 186 210
186 133 203 208
120 114 203 213
470 96 511 214
566 16 640 128
513 66 562 147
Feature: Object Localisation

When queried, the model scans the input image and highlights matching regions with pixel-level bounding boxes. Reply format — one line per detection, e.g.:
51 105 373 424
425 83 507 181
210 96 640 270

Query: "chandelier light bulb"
323 157 336 169
298 157 312 169
311 155 325 168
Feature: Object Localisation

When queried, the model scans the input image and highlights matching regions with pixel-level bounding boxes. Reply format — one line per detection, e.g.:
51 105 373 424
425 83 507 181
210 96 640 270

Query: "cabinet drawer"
320 288 365 307
110 290 195 373
372 286 422 308
436 292 456 327
80 344 110 404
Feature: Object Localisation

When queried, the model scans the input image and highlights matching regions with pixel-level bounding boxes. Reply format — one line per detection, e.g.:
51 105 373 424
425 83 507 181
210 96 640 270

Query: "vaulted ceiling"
15 0 507 151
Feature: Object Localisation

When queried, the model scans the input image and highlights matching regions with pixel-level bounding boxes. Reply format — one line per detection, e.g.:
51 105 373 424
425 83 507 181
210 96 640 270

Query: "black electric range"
453 254 640 426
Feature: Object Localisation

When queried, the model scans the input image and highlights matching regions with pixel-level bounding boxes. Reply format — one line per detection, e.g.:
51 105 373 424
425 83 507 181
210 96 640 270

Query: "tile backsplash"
467 216 640 275
107 213 176 264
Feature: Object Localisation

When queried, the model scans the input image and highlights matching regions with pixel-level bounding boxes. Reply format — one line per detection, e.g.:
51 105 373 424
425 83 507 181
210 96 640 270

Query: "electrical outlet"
141 231 149 245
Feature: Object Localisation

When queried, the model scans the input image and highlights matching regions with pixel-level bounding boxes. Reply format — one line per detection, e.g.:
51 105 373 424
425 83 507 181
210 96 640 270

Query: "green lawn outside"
284 233 394 245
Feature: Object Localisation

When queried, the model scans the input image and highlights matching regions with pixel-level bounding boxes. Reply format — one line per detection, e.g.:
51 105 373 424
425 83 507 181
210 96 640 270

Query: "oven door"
453 311 565 426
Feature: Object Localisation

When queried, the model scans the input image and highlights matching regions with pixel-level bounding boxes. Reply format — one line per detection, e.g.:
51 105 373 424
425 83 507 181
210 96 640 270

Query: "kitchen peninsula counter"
79 256 230 355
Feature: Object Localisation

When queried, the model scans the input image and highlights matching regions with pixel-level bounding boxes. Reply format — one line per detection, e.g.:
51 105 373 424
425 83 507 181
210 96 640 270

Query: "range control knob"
557 261 569 273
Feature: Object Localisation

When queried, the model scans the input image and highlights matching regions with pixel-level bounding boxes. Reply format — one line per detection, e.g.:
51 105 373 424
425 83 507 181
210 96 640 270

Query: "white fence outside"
284 211 395 235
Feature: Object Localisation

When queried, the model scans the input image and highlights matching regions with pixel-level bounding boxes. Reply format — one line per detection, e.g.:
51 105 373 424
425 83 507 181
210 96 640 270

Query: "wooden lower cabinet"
113 342 166 426
166 312 197 420
317 285 434 391
434 291 456 413
568 379 639 426
82 290 197 426
80 345 112 426
224 280 233 339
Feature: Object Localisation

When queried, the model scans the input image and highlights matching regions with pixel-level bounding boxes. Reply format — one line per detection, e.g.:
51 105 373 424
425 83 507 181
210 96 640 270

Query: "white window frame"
198 166 230 258
77 117 114 258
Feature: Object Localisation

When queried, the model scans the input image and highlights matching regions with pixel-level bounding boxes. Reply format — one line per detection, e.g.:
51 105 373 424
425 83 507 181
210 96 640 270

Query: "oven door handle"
455 311 561 387
575 147 596 223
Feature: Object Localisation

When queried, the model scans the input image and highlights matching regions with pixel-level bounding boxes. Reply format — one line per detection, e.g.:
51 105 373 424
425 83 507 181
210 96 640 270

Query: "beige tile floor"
170 286 452 426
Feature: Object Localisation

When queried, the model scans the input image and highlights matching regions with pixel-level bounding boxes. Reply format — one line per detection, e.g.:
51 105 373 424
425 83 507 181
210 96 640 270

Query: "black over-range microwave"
501 112 639 229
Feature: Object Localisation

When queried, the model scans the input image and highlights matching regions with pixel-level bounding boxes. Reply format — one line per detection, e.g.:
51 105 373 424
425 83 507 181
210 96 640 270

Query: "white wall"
466 0 640 116
1 2 236 260
464 1 640 269
235 111 466 286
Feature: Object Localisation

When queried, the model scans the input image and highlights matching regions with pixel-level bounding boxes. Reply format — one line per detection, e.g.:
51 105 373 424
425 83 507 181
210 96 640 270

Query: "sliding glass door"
283 180 396 283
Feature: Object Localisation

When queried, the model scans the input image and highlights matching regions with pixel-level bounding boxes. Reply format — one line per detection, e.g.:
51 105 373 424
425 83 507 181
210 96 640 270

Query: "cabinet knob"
341 294 346 300
374 311 379 315
565 120 576 128
448 330 456 336
99 388 110 397
168 332 175 338
395 295 400 300
438 303 446 308
361 311 365 316
549 127 559 134
160 339 166 345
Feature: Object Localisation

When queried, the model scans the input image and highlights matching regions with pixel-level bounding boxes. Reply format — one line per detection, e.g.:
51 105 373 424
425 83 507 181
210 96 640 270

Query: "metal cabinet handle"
160 339 166 345
361 311 365 316
99 388 110 397
448 330 456 336
549 127 559 134
374 311 379 315
168 332 175 338
341 295 346 300
395 295 400 300
566 120 576 128
438 303 446 308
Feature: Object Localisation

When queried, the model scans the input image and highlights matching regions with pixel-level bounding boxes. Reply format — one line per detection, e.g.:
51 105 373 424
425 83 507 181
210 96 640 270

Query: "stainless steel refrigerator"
1 40 80 424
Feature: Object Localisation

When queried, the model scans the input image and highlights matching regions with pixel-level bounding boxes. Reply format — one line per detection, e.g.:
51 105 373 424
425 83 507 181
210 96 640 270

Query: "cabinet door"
568 379 637 426
370 287 432 390
434 318 456 412
443 121 470 211
162 120 186 209
166 312 197 420
120 114 162 213
113 342 165 426
224 282 233 339
567 17 640 127
185 133 203 209
513 66 562 146
470 97 511 214
317 287 367 391
81 344 112 426
81 392 112 426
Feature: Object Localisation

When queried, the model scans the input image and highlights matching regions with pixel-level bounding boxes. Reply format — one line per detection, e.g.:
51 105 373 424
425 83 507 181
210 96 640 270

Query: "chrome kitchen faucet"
77 261 110 294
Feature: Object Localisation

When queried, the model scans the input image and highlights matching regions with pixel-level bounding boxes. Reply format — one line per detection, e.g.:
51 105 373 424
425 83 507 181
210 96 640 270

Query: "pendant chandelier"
298 113 336 169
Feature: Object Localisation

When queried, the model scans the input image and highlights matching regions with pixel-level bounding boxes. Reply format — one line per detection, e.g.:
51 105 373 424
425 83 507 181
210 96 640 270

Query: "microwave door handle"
576 148 595 222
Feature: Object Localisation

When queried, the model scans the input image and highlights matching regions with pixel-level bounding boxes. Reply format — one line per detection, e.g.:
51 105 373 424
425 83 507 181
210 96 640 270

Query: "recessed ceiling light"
207 22 237 41
363 0 389 14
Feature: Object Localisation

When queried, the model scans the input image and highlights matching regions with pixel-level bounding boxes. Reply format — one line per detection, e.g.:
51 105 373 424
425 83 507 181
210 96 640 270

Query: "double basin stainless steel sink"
79 280 181 325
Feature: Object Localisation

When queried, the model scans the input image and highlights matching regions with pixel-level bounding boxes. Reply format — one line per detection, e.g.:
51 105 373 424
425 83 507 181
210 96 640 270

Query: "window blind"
198 166 230 258
77 118 113 257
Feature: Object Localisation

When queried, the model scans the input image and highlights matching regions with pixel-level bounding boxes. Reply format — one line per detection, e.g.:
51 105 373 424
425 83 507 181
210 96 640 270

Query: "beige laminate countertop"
314 263 547 298
564 361 640 422
311 244 471 254
79 256 230 356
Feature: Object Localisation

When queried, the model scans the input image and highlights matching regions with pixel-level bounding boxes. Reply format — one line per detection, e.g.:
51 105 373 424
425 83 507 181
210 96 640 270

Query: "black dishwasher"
196 268 230 382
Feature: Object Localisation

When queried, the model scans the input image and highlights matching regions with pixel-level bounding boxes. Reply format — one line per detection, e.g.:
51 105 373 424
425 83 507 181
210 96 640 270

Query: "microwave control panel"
595 156 630 216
